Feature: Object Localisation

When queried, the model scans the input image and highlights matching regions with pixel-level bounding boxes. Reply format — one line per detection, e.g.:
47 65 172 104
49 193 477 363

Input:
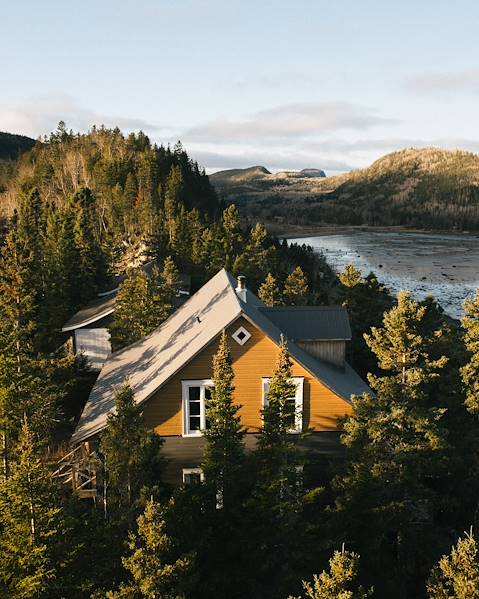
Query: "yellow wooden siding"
142 316 353 436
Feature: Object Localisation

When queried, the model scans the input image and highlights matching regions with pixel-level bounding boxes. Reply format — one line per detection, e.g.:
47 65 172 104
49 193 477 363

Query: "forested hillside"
0 132 36 193
220 148 479 231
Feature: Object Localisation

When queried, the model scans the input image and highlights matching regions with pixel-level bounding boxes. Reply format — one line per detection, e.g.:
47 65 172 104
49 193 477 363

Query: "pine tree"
283 267 309 306
0 227 61 476
68 187 107 305
461 290 479 415
259 273 283 307
290 548 373 599
100 384 164 518
221 204 243 270
334 292 450 597
0 420 70 599
233 223 277 289
337 265 393 377
248 338 305 597
202 331 245 511
427 530 479 599
108 499 194 599
109 267 172 351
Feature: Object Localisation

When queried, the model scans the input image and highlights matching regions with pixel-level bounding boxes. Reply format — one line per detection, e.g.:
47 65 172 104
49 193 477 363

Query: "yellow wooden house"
72 269 370 484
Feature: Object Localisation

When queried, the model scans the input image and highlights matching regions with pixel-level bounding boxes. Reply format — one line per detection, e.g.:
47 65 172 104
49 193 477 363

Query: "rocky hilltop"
212 148 479 231
210 164 328 202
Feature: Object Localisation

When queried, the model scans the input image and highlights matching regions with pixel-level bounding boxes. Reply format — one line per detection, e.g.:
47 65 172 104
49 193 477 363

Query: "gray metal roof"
72 269 370 444
259 306 351 341
62 261 192 332
62 294 116 332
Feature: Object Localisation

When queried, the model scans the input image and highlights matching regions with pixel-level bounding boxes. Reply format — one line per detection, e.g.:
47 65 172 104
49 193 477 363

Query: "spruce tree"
283 266 309 306
259 272 283 307
249 338 305 597
109 266 172 351
461 290 479 415
334 292 450 598
0 227 61 476
0 420 70 599
221 204 242 270
68 187 107 305
427 530 479 599
290 548 373 599
108 499 194 599
202 331 245 511
337 265 393 377
100 384 164 518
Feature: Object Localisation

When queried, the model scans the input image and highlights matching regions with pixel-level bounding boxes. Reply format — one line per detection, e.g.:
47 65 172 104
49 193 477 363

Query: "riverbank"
264 222 477 239
287 230 479 320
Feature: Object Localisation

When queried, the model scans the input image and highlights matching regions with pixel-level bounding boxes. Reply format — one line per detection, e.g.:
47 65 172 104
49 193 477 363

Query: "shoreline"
263 223 479 239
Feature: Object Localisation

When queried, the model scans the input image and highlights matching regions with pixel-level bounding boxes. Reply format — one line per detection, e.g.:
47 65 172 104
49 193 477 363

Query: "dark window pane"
189 386 200 400
189 401 201 416
205 387 212 400
190 417 201 430
184 472 202 485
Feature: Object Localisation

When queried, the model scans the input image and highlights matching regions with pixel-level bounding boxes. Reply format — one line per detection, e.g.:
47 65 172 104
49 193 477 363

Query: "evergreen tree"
337 265 393 376
259 273 283 307
68 187 107 305
427 530 479 599
108 499 194 599
202 331 245 511
248 339 305 597
334 292 450 598
16 188 45 302
290 548 373 599
100 384 164 518
109 267 171 351
461 290 479 415
233 223 277 289
0 228 61 476
221 205 242 270
283 266 309 306
0 420 70 599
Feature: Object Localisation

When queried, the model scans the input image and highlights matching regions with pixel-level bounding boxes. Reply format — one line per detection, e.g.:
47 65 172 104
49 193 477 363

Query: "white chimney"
235 275 247 303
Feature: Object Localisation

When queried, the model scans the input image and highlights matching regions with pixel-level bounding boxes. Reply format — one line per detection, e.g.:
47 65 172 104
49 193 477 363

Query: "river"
288 231 479 319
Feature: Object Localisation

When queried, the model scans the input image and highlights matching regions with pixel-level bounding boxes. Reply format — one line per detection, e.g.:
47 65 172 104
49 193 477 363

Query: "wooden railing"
51 442 97 499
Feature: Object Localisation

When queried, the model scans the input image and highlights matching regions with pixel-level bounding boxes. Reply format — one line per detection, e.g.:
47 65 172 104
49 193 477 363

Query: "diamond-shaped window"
232 326 251 346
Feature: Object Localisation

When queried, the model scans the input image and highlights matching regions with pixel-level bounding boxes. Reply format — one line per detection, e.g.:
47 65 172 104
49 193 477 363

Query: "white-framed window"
182 380 213 436
182 468 204 485
232 325 251 346
261 377 304 433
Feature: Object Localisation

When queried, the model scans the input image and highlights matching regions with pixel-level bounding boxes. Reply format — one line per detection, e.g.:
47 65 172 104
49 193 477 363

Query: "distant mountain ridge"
0 132 36 161
210 164 327 201
212 148 479 231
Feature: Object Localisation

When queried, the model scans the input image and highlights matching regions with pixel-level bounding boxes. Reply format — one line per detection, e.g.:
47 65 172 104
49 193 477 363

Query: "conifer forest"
1 125 479 599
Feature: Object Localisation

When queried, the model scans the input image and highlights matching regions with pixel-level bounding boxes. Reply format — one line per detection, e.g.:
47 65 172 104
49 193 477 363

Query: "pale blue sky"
2 0 479 173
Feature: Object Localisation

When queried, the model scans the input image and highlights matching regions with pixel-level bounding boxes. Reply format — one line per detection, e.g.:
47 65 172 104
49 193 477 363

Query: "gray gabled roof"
259 306 351 341
72 269 370 444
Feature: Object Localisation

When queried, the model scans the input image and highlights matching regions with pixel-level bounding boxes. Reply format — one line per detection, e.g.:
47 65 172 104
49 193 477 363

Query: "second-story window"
261 377 304 433
182 380 213 436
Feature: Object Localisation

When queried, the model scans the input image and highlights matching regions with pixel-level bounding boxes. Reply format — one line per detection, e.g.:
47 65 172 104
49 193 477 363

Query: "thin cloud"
0 94 162 138
183 102 397 144
406 69 479 94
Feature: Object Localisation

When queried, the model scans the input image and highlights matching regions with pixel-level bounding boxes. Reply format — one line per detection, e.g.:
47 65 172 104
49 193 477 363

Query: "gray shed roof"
259 306 351 341
72 269 370 444
62 294 116 332
62 261 192 332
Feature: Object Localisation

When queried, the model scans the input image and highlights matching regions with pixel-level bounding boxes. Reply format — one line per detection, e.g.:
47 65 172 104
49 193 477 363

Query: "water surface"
288 231 479 319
